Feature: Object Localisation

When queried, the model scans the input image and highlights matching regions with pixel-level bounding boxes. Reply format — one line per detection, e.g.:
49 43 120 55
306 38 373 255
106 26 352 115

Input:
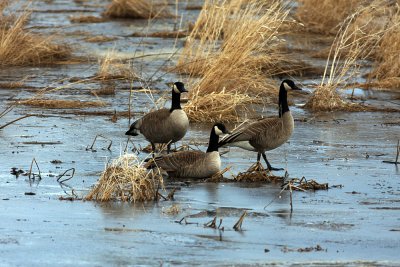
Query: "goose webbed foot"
267 166 284 171
262 152 284 172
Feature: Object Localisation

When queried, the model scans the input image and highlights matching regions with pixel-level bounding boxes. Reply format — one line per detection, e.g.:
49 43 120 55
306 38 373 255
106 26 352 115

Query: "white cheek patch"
283 82 291 91
214 126 223 136
173 84 180 93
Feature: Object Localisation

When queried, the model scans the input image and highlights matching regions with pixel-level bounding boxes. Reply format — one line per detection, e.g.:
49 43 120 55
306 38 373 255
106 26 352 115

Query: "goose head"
207 123 230 152
281 79 302 91
213 123 231 136
172 82 188 94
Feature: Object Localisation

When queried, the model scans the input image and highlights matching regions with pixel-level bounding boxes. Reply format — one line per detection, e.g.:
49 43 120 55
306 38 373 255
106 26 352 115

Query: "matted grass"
177 0 291 122
85 154 163 202
0 2 71 66
17 99 106 109
70 15 107 23
104 0 171 19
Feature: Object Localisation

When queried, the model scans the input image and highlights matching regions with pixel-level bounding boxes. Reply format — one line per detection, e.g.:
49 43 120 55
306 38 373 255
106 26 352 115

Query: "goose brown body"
125 82 189 153
146 123 230 178
135 108 188 144
218 80 301 170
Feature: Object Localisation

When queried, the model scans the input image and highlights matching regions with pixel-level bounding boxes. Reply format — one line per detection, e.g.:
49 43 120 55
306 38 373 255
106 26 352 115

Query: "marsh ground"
0 0 399 266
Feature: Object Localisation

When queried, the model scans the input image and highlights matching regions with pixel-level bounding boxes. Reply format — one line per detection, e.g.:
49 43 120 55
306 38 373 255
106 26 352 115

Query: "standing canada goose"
218 79 302 171
125 82 189 154
146 123 230 178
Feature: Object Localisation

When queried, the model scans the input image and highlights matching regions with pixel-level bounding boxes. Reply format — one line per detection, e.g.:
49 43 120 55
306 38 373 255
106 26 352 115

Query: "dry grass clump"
104 0 171 19
283 177 328 191
305 3 389 111
234 162 284 183
85 154 163 202
296 0 363 35
96 51 138 81
177 0 291 122
183 90 258 122
17 99 106 109
369 8 400 89
0 2 71 66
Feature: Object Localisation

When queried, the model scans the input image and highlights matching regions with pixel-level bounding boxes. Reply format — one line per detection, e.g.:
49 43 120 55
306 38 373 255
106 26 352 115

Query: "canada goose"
125 82 189 154
218 79 301 171
146 123 230 178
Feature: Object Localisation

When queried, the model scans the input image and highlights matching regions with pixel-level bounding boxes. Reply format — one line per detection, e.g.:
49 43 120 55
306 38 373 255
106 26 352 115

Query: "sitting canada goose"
218 79 301 171
125 82 189 154
146 123 230 178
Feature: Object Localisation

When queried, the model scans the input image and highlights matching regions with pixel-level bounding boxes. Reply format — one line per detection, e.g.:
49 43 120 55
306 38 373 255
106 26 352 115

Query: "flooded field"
1 0 400 266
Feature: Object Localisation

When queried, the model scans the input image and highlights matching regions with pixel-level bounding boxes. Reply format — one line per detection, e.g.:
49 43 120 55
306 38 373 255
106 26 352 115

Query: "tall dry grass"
296 0 363 35
369 7 400 88
85 154 163 202
177 0 291 122
0 1 71 66
104 0 171 19
305 2 390 111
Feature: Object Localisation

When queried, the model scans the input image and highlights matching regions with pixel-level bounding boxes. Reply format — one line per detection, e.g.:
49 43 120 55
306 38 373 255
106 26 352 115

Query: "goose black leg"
262 152 284 171
151 142 156 157
257 152 261 163
167 143 171 154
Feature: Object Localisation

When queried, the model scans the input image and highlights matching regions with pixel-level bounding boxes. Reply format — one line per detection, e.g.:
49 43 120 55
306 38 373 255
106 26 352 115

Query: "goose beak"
292 84 302 90
181 87 189 93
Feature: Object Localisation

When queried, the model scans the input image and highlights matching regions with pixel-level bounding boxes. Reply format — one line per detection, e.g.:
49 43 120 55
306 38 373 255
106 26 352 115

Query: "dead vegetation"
69 15 107 23
234 162 284 183
85 154 164 202
304 2 391 111
369 7 400 89
183 90 258 122
283 177 329 191
0 1 71 66
17 99 106 109
176 0 292 122
296 0 363 35
83 35 118 43
104 0 172 19
95 51 138 81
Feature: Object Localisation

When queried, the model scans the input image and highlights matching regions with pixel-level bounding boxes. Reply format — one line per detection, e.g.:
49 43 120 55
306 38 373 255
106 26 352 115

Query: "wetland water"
1 0 400 266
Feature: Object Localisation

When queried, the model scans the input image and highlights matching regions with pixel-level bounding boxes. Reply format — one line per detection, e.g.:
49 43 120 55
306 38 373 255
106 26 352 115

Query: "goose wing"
141 108 171 125
153 150 205 172
219 117 281 145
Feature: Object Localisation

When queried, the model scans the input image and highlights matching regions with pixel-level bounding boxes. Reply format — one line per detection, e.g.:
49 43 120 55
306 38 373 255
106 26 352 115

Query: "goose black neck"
279 83 289 118
206 129 219 153
170 90 182 112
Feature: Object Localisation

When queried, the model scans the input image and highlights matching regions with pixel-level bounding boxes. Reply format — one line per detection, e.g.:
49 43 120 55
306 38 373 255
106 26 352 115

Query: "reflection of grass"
85 154 163 202
177 0 290 122
0 2 70 66
104 0 171 19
